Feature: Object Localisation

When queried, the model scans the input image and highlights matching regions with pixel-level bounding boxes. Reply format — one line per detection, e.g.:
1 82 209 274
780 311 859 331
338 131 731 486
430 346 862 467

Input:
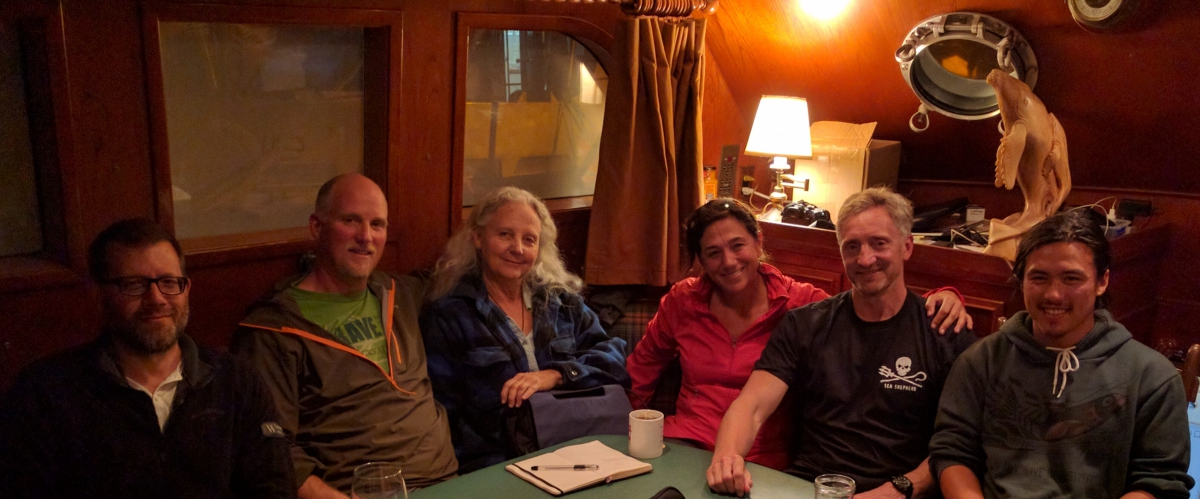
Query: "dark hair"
1013 209 1111 308
685 198 761 264
87 218 185 282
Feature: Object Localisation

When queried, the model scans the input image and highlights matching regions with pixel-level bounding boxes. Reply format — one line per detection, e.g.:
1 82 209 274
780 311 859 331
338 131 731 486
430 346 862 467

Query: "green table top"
410 435 814 498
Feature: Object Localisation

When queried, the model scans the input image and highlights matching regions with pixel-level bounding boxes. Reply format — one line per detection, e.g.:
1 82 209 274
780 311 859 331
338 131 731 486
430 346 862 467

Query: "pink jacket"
627 263 828 469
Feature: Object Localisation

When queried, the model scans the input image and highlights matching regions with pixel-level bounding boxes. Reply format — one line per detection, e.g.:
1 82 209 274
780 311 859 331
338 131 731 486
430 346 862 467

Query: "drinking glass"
352 462 407 499
813 473 855 499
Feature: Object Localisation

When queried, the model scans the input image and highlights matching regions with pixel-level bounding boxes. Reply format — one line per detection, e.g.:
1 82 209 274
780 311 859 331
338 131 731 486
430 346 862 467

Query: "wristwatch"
891 475 914 499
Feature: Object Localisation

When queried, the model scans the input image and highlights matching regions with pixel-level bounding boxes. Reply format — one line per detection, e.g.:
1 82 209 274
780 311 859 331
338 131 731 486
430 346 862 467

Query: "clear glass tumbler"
352 462 407 499
813 473 855 499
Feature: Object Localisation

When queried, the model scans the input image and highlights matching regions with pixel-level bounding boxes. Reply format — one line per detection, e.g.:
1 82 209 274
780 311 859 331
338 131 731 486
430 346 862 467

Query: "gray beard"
110 306 189 355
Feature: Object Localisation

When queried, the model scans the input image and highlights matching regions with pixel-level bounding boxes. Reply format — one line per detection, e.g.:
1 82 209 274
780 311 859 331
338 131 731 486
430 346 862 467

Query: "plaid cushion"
604 297 682 415
609 299 660 354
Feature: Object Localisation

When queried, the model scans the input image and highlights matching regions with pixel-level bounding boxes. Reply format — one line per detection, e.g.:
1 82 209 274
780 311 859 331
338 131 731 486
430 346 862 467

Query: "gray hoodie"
929 310 1193 498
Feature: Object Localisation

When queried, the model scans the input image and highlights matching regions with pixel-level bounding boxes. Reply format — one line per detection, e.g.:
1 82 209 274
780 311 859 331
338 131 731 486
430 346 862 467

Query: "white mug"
628 409 664 459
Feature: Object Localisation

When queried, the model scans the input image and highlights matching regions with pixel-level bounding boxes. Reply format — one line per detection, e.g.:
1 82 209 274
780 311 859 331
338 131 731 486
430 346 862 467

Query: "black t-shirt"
755 290 976 491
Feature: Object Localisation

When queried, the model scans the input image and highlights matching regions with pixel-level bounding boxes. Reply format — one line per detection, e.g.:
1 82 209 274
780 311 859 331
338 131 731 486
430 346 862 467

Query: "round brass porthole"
895 12 1037 132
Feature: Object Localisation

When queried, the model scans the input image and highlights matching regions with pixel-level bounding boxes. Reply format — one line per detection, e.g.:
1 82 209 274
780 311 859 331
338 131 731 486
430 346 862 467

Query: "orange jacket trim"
238 322 417 396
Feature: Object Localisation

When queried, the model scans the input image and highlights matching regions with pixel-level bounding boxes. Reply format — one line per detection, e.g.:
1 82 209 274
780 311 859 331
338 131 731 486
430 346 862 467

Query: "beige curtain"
584 17 705 286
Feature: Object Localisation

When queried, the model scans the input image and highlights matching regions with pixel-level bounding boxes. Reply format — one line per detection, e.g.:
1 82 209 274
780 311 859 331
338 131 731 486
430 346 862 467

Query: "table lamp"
744 96 812 221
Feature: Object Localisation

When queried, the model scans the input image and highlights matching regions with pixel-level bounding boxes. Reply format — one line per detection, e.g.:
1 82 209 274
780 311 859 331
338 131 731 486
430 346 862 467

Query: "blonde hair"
428 187 582 300
835 186 914 242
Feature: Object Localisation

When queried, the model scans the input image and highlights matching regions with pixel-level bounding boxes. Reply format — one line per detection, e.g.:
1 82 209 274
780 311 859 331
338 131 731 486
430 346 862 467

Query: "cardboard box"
790 122 901 223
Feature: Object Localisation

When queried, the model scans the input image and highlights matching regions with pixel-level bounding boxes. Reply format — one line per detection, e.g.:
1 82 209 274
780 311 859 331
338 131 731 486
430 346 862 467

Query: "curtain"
584 17 705 286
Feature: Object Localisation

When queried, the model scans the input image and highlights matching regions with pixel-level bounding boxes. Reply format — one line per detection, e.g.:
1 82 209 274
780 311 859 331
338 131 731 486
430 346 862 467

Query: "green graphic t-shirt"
287 286 390 375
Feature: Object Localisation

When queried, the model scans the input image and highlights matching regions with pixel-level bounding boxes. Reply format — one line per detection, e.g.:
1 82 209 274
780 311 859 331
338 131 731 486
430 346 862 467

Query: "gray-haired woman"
420 186 630 473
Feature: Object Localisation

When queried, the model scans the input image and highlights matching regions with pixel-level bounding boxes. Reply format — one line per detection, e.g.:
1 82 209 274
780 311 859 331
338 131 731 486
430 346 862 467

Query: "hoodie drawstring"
1046 346 1080 398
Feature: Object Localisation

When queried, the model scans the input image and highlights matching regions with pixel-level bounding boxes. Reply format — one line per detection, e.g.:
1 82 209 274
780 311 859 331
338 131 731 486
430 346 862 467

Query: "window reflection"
159 23 365 239
463 29 606 206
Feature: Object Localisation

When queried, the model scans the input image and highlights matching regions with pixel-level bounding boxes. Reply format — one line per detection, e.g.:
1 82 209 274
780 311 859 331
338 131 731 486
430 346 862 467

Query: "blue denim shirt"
419 273 630 472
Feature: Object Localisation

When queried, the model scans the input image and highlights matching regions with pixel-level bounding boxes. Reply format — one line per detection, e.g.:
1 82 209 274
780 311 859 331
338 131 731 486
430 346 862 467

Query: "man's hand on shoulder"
298 475 349 499
924 289 973 334
706 453 752 497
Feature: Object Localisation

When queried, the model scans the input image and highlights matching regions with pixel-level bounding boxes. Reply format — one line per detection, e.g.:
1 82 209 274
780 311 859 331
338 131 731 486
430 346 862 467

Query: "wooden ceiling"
702 0 1200 193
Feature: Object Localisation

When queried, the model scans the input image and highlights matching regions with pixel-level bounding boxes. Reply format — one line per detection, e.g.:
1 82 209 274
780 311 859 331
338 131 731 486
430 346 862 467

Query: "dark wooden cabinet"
760 221 1168 340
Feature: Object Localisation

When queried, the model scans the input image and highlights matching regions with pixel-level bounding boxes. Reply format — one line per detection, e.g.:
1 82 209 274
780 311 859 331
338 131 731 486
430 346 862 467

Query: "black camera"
782 200 834 229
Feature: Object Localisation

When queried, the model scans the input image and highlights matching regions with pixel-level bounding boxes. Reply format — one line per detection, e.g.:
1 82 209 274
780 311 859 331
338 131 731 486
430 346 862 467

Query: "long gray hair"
427 187 582 301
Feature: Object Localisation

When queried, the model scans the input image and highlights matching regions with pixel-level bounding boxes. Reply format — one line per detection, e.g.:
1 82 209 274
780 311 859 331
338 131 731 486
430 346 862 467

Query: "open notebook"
506 440 653 495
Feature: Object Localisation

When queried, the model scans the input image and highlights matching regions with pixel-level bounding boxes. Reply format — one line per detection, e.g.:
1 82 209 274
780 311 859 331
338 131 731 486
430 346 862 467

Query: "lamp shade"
745 96 812 159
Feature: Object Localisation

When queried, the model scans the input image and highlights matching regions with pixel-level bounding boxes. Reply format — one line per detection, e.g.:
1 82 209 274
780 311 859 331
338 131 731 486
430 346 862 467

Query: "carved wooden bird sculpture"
983 69 1072 261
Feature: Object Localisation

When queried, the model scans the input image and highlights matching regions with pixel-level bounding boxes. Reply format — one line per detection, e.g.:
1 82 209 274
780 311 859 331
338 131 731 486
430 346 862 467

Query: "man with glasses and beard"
0 218 295 499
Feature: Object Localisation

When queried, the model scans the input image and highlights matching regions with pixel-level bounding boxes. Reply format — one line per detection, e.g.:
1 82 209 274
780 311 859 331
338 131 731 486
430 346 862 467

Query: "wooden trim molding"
0 1 83 293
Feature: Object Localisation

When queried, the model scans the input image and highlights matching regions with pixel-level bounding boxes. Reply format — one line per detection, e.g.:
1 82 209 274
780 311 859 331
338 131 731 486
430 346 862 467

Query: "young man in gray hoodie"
930 210 1193 499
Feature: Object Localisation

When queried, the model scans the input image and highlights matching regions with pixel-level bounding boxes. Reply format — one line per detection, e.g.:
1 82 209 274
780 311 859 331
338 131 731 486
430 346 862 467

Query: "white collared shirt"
126 363 184 432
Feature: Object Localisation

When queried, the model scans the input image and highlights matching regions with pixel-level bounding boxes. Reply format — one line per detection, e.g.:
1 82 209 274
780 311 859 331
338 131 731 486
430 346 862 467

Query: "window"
157 22 366 239
143 4 401 257
0 4 74 292
0 22 42 257
455 16 612 210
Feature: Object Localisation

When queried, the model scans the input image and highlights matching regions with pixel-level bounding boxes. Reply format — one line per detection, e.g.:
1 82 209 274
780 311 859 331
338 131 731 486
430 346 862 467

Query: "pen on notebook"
530 465 599 471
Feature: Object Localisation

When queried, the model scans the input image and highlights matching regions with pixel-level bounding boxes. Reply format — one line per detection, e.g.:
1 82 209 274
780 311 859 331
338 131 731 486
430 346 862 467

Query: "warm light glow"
579 63 602 104
799 0 852 20
745 96 812 159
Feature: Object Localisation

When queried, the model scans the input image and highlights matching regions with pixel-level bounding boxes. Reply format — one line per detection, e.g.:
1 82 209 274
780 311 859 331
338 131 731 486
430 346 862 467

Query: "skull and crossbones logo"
879 357 927 387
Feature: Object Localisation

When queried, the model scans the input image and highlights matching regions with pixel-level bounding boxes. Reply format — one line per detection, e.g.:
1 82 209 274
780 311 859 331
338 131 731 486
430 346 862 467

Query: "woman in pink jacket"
626 199 971 469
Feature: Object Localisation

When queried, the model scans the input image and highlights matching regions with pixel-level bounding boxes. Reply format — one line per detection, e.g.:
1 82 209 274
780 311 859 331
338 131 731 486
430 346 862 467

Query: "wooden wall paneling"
0 286 100 390
362 23 394 195
0 0 623 391
64 0 156 231
393 6 455 274
901 180 1199 346
184 255 302 349
1103 225 1167 344
902 243 1019 337
759 221 845 294
1 0 154 390
1156 299 1200 355
699 45 746 168
702 0 1200 194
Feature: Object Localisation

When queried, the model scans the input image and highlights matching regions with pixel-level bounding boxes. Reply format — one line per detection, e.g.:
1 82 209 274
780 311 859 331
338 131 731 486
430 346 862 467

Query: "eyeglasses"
102 276 190 296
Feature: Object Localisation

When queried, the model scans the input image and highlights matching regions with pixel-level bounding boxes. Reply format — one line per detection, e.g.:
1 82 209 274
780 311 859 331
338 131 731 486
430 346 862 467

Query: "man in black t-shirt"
707 187 976 498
